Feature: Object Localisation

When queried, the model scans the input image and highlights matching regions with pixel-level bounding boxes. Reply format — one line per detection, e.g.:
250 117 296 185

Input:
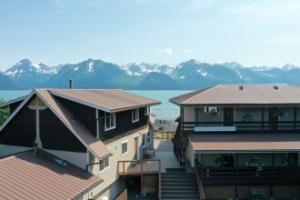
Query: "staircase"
161 168 200 200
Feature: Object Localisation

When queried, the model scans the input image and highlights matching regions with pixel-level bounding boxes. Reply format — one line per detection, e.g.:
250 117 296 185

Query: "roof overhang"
0 95 28 108
189 133 300 153
50 89 161 113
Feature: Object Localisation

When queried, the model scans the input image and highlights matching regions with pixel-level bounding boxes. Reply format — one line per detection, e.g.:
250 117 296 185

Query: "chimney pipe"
69 79 73 89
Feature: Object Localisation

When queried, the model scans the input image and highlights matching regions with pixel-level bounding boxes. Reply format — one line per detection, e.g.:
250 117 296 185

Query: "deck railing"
196 165 300 185
183 121 300 133
117 159 161 175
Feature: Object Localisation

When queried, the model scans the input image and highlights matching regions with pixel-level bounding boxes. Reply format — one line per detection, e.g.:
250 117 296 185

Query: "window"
105 112 116 131
142 134 146 146
145 106 150 116
100 157 109 171
121 141 128 154
132 108 140 123
147 131 151 144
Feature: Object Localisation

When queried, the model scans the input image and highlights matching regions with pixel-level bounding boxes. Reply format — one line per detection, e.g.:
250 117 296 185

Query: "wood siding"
98 107 149 141
0 97 36 147
40 108 86 152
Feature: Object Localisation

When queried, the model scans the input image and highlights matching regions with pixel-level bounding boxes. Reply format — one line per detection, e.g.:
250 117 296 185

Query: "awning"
189 133 300 152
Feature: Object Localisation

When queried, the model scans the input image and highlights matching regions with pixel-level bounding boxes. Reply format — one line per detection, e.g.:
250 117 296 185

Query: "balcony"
182 121 300 134
117 160 161 175
197 165 300 185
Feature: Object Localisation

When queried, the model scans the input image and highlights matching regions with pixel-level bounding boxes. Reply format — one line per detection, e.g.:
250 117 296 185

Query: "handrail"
195 166 206 200
182 120 300 132
118 159 161 175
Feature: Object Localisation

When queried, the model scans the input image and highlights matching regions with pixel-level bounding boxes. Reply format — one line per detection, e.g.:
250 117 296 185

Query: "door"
223 107 234 126
134 137 139 160
268 108 279 130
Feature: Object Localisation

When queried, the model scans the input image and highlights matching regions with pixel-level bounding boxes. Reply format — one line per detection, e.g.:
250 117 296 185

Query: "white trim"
121 140 128 155
145 106 150 116
0 91 35 132
104 112 116 131
35 109 43 148
0 95 28 108
99 157 110 173
96 109 99 139
132 108 140 123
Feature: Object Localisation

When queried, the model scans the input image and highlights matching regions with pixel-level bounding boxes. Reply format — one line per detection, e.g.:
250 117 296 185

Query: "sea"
0 90 192 120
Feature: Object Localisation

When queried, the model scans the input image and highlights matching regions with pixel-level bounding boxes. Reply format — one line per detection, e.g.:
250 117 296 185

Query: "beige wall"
87 127 150 200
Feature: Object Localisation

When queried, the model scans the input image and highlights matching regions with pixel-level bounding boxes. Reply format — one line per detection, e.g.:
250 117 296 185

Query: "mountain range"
1 58 300 90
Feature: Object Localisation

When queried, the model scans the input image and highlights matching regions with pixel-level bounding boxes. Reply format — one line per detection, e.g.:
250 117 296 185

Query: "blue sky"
1 0 300 69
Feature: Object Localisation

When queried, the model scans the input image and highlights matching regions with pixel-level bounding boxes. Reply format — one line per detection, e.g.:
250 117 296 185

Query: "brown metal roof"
49 89 160 112
189 133 300 152
36 89 111 160
0 150 102 200
170 84 300 105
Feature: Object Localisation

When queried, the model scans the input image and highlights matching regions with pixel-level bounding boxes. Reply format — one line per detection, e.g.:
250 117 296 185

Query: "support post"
261 107 265 131
294 107 297 131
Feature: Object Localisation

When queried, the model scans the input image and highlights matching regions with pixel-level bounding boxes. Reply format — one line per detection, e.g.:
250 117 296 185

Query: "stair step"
166 168 186 173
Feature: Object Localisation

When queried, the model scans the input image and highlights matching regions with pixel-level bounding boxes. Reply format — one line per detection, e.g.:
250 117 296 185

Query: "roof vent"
273 85 279 90
238 85 244 90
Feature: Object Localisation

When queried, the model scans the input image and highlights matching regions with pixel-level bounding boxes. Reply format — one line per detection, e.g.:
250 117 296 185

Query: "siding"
99 107 149 141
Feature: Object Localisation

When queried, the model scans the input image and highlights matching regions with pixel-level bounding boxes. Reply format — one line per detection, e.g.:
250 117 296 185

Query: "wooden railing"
196 165 300 185
118 159 161 175
183 121 300 133
153 131 175 140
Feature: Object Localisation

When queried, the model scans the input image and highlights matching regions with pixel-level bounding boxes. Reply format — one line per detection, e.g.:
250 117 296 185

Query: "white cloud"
157 48 173 56
179 49 193 54
225 0 300 23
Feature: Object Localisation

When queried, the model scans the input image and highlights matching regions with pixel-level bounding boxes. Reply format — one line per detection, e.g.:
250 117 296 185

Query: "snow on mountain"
4 59 58 78
123 63 173 76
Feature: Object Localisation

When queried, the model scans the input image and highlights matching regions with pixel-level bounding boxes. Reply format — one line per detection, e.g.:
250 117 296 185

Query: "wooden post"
235 154 239 199
141 161 144 198
261 107 265 131
294 107 297 131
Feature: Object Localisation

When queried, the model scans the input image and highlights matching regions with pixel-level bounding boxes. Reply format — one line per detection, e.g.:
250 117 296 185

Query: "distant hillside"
1 58 300 90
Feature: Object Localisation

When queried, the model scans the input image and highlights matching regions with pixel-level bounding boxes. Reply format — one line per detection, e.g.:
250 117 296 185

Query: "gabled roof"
0 95 27 108
36 89 111 160
189 133 300 152
0 89 111 160
170 84 300 106
49 89 160 112
0 150 102 200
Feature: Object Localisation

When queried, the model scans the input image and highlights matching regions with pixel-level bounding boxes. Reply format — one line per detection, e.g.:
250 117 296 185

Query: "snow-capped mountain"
123 63 173 76
3 59 59 88
1 58 300 90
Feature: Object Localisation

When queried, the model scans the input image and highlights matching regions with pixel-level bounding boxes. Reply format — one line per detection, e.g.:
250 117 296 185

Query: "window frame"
100 157 110 172
132 108 140 123
121 141 128 154
104 112 116 131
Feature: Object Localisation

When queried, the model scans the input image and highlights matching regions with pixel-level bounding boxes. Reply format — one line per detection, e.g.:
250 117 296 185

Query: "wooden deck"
118 160 161 175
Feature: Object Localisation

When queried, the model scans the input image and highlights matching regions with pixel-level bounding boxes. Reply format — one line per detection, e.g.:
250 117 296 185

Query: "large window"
105 112 116 131
132 108 140 123
121 141 128 154
100 157 109 171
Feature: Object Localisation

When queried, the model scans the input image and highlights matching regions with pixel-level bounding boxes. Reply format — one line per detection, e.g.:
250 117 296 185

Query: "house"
170 84 300 199
0 89 160 200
